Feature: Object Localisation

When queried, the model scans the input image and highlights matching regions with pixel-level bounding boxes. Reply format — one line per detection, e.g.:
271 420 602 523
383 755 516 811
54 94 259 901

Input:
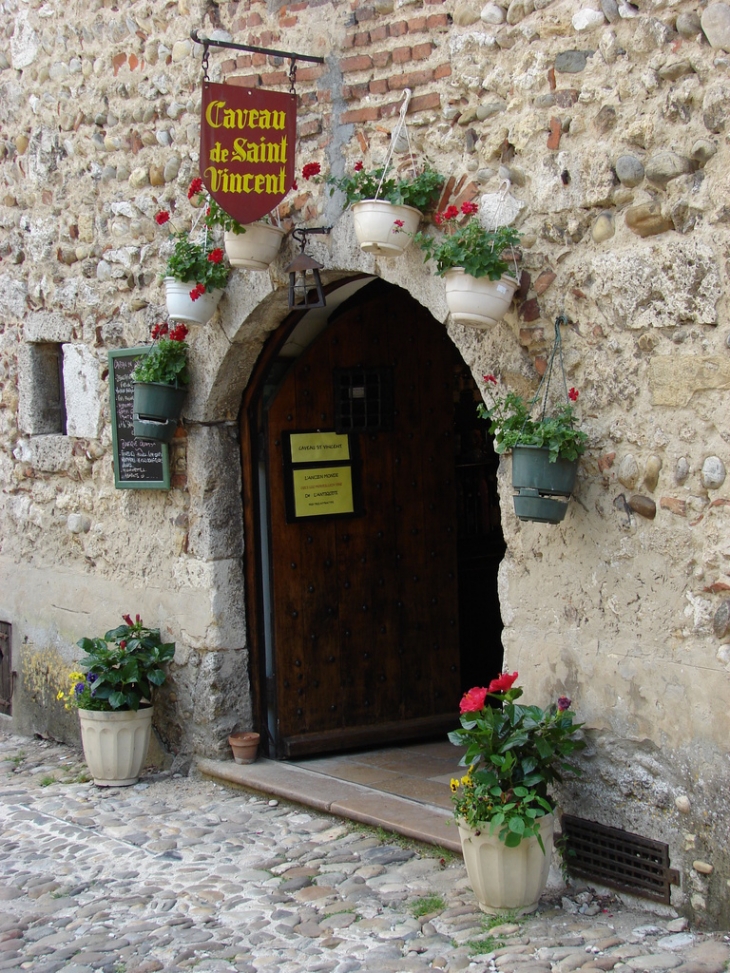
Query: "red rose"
487 671 519 693
459 686 489 714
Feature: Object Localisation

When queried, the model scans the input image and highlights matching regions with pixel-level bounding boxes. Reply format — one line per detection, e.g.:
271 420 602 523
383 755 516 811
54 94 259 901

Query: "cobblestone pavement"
1 732 728 973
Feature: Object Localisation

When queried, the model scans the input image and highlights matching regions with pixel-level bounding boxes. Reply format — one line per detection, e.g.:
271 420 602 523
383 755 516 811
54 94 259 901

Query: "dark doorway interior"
242 279 505 758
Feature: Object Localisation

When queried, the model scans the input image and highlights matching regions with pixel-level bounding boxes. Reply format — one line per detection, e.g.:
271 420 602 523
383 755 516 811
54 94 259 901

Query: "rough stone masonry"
0 0 729 928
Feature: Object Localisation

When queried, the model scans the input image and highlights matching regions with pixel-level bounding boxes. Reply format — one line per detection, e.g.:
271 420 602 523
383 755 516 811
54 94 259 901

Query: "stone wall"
1 0 729 927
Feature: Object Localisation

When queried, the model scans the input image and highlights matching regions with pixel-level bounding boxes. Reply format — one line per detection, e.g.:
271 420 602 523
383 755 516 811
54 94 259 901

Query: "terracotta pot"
164 277 224 325
229 731 260 765
458 813 554 916
78 707 153 787
444 268 519 328
224 223 286 271
351 200 422 257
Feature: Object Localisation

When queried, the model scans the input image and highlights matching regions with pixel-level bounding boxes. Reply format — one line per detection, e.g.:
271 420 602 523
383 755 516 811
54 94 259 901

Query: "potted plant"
415 201 522 327
131 322 189 443
306 160 443 257
156 182 230 324
449 672 585 914
200 180 287 272
57 614 176 787
478 371 588 523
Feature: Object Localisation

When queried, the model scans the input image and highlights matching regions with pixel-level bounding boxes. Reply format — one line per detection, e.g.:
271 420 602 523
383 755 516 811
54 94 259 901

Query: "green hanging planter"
133 382 187 444
512 445 578 524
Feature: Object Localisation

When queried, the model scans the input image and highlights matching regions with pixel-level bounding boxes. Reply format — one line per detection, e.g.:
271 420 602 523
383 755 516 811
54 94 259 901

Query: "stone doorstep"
196 757 461 854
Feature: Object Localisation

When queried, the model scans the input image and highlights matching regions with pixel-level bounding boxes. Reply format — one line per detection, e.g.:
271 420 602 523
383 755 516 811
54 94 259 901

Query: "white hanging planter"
164 277 224 325
352 200 421 257
444 268 519 328
224 223 287 271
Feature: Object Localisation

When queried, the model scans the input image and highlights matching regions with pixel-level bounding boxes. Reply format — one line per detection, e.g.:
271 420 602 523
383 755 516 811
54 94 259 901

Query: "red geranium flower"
208 248 224 264
169 324 189 342
557 696 572 711
568 387 579 402
443 204 459 220
151 323 169 340
354 161 364 171
155 211 170 225
291 180 298 191
483 373 497 385
461 200 479 215
187 177 203 199
302 162 321 180
459 686 489 714
488 671 519 694
189 282 206 301
393 219 405 228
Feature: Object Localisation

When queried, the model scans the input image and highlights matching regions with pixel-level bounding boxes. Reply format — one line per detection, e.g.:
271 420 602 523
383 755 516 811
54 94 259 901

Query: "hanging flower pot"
133 382 187 443
512 445 578 524
351 200 422 257
224 223 287 271
164 278 224 325
444 268 519 328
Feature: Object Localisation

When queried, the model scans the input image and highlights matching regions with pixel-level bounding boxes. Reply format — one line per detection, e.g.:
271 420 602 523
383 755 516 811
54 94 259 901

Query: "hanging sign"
200 81 296 225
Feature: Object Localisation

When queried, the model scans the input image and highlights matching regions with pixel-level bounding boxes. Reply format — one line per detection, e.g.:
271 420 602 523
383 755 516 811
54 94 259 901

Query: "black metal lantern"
285 228 330 309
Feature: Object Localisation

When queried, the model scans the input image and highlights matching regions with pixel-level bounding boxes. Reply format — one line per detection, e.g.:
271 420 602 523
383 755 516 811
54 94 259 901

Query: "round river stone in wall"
677 11 702 37
701 456 726 488
618 453 640 489
616 155 645 187
701 2 730 50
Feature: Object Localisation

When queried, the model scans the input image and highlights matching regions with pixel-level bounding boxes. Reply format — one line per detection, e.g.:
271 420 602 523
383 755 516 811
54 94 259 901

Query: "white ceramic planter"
224 223 286 271
351 200 422 257
164 277 224 325
78 707 154 787
458 813 554 916
444 268 519 328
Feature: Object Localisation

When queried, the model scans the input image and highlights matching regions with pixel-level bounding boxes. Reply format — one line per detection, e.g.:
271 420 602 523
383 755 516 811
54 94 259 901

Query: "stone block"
63 345 102 439
186 425 245 561
14 435 74 473
23 311 73 343
649 356 730 407
18 343 64 436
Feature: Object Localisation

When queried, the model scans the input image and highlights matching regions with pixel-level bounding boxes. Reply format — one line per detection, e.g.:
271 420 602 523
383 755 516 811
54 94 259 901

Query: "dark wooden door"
265 282 463 756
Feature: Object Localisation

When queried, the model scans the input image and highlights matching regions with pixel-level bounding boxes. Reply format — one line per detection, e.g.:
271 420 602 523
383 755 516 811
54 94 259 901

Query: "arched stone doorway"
239 277 505 759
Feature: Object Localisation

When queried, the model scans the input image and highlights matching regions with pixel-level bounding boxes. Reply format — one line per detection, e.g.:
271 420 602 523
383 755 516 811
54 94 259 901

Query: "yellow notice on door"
290 432 350 464
292 465 354 517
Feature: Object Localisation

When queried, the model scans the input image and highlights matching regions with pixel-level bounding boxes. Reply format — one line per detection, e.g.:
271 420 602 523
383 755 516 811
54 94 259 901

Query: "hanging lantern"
285 228 330 309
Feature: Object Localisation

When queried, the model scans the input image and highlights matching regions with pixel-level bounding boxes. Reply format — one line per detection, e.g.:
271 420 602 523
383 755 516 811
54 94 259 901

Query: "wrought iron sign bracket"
191 30 325 88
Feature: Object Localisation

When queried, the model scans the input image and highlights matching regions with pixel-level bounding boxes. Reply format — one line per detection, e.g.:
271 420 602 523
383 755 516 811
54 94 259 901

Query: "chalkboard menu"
109 348 170 490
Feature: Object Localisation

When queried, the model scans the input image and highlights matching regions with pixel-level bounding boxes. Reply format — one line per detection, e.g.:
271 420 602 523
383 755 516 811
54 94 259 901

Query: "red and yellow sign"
200 81 296 225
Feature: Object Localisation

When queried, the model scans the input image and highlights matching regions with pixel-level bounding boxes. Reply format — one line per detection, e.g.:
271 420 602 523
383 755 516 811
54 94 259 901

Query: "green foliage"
205 197 247 235
163 233 230 291
450 680 585 848
39 775 55 787
410 895 445 917
477 381 588 463
328 165 443 210
415 220 521 280
62 615 175 712
132 332 190 387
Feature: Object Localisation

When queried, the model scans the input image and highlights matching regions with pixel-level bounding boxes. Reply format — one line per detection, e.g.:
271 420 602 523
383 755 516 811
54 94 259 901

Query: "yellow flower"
69 671 84 683
450 778 460 793
56 690 64 701
461 774 472 787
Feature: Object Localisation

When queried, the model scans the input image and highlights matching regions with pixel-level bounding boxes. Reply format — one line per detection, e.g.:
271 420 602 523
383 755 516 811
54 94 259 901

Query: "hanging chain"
289 59 297 95
202 41 210 83
376 88 413 200
532 316 571 421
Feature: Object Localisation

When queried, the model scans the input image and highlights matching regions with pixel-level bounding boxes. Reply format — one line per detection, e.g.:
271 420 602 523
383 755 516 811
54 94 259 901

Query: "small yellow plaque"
292 466 355 517
290 432 350 464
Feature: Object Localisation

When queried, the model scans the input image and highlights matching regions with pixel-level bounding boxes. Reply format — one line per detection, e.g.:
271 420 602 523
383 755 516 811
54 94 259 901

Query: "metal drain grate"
561 815 680 904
